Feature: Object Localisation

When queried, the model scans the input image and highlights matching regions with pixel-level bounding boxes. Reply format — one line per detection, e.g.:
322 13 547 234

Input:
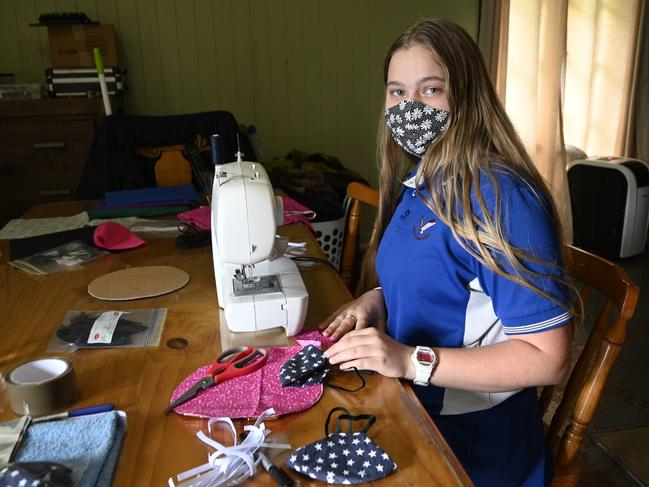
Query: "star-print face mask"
385 99 449 156
279 345 367 392
287 407 397 484
280 344 329 387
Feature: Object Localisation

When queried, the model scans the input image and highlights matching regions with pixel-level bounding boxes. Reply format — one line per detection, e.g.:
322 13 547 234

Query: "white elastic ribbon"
168 408 291 487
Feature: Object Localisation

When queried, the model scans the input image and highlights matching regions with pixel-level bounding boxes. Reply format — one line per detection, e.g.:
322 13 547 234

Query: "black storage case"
46 67 127 97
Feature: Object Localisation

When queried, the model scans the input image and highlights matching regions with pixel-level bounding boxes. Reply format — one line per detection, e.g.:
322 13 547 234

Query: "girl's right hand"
318 288 386 341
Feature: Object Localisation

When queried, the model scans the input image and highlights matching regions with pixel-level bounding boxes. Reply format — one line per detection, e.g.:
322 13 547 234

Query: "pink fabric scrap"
93 222 146 250
177 198 316 233
170 346 323 419
282 196 316 234
293 330 337 349
178 206 211 231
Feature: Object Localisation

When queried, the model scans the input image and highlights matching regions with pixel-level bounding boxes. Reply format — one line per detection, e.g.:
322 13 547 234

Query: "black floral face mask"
385 99 449 156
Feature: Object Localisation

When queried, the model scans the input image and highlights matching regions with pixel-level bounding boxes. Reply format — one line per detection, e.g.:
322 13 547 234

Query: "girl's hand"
323 327 415 379
318 288 386 341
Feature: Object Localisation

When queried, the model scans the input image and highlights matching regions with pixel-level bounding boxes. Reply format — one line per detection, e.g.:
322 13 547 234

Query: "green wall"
0 0 479 182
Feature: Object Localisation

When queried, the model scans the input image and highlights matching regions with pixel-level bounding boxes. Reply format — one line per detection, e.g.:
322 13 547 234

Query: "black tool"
255 448 295 487
238 432 294 487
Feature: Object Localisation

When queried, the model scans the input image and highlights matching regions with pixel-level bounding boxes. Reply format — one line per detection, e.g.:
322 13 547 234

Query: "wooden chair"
541 244 640 486
340 182 379 292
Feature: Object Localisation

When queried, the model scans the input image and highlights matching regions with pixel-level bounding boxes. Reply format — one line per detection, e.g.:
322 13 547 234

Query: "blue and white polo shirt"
376 166 572 416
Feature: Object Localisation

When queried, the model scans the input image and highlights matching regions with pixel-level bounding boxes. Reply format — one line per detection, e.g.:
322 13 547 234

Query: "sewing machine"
210 152 308 336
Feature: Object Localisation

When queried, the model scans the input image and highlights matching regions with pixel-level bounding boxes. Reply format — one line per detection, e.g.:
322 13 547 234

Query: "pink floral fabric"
293 330 337 349
178 206 211 231
281 196 316 234
169 346 322 419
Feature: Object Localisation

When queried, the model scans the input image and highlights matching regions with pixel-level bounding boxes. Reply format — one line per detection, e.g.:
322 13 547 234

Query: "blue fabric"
105 184 200 206
375 165 569 485
14 411 125 487
376 167 571 414
377 167 570 346
433 389 552 487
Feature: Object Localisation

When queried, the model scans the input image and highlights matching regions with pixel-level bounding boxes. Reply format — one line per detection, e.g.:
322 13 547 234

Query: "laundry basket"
312 217 346 271
311 197 352 272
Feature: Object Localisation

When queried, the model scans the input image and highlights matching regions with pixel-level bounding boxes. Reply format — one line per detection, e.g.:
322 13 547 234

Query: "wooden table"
0 202 472 486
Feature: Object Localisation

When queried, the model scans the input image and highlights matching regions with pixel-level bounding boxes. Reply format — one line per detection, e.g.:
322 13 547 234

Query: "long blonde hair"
360 18 571 310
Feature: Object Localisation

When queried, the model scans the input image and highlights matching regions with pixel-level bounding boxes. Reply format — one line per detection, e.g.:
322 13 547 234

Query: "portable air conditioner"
567 157 649 259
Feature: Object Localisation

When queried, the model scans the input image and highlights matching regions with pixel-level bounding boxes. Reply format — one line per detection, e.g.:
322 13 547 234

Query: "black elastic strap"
325 407 350 436
323 366 367 392
324 407 376 436
290 256 338 271
175 230 211 249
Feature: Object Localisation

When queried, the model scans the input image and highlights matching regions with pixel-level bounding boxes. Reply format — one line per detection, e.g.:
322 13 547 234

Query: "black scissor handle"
216 346 267 369
215 346 251 363
234 348 267 368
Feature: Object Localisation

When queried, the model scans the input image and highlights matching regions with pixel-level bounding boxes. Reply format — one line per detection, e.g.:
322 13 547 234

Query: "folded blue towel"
14 411 125 487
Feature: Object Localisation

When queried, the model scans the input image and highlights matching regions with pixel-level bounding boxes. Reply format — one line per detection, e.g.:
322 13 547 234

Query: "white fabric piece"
86 216 146 228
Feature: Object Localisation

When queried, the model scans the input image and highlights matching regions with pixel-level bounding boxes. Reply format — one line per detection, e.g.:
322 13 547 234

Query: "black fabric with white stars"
280 344 329 387
0 462 73 487
287 431 397 484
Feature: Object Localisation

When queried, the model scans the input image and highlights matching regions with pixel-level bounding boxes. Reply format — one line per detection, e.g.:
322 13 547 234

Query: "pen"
32 403 116 423
256 448 295 487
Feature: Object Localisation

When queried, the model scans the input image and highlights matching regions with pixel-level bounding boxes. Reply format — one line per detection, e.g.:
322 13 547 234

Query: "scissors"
163 346 268 414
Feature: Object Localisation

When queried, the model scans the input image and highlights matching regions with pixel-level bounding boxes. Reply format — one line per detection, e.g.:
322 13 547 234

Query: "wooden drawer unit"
0 98 102 223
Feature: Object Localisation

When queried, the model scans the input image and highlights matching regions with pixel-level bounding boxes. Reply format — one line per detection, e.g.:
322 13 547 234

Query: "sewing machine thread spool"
210 133 223 166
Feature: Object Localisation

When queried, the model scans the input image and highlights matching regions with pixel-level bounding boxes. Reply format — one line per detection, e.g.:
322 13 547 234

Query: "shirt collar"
402 161 421 188
402 174 417 188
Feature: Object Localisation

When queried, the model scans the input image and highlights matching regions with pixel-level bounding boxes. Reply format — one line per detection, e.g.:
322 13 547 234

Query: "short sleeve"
471 172 572 334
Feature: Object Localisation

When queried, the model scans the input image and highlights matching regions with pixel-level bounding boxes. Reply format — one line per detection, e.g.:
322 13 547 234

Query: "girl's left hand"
323 327 415 379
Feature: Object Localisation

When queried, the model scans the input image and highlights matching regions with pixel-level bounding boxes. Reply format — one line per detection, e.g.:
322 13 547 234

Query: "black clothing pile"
76 111 253 200
264 149 368 221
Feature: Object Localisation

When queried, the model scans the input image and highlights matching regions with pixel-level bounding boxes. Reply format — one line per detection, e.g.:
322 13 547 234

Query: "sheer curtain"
624 0 648 162
563 0 643 157
505 1 572 240
479 0 644 242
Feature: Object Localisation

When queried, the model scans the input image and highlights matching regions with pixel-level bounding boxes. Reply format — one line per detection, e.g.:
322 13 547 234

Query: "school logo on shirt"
413 216 437 240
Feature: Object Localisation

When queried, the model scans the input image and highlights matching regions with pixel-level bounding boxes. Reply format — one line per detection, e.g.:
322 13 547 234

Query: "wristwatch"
410 346 437 386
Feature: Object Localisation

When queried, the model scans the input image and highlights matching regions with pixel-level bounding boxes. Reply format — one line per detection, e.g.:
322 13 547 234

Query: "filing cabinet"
0 98 103 224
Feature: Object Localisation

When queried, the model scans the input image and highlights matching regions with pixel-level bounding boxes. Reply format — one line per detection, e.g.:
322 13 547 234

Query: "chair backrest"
340 182 379 293
76 111 250 200
541 244 640 486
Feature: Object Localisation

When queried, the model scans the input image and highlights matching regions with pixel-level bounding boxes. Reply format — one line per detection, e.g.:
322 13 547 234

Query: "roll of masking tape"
5 357 78 416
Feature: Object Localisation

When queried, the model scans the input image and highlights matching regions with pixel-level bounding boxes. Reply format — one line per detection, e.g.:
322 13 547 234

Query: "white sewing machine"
210 152 308 336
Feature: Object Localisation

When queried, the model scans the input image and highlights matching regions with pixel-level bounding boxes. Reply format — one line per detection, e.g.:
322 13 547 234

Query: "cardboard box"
48 24 119 68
